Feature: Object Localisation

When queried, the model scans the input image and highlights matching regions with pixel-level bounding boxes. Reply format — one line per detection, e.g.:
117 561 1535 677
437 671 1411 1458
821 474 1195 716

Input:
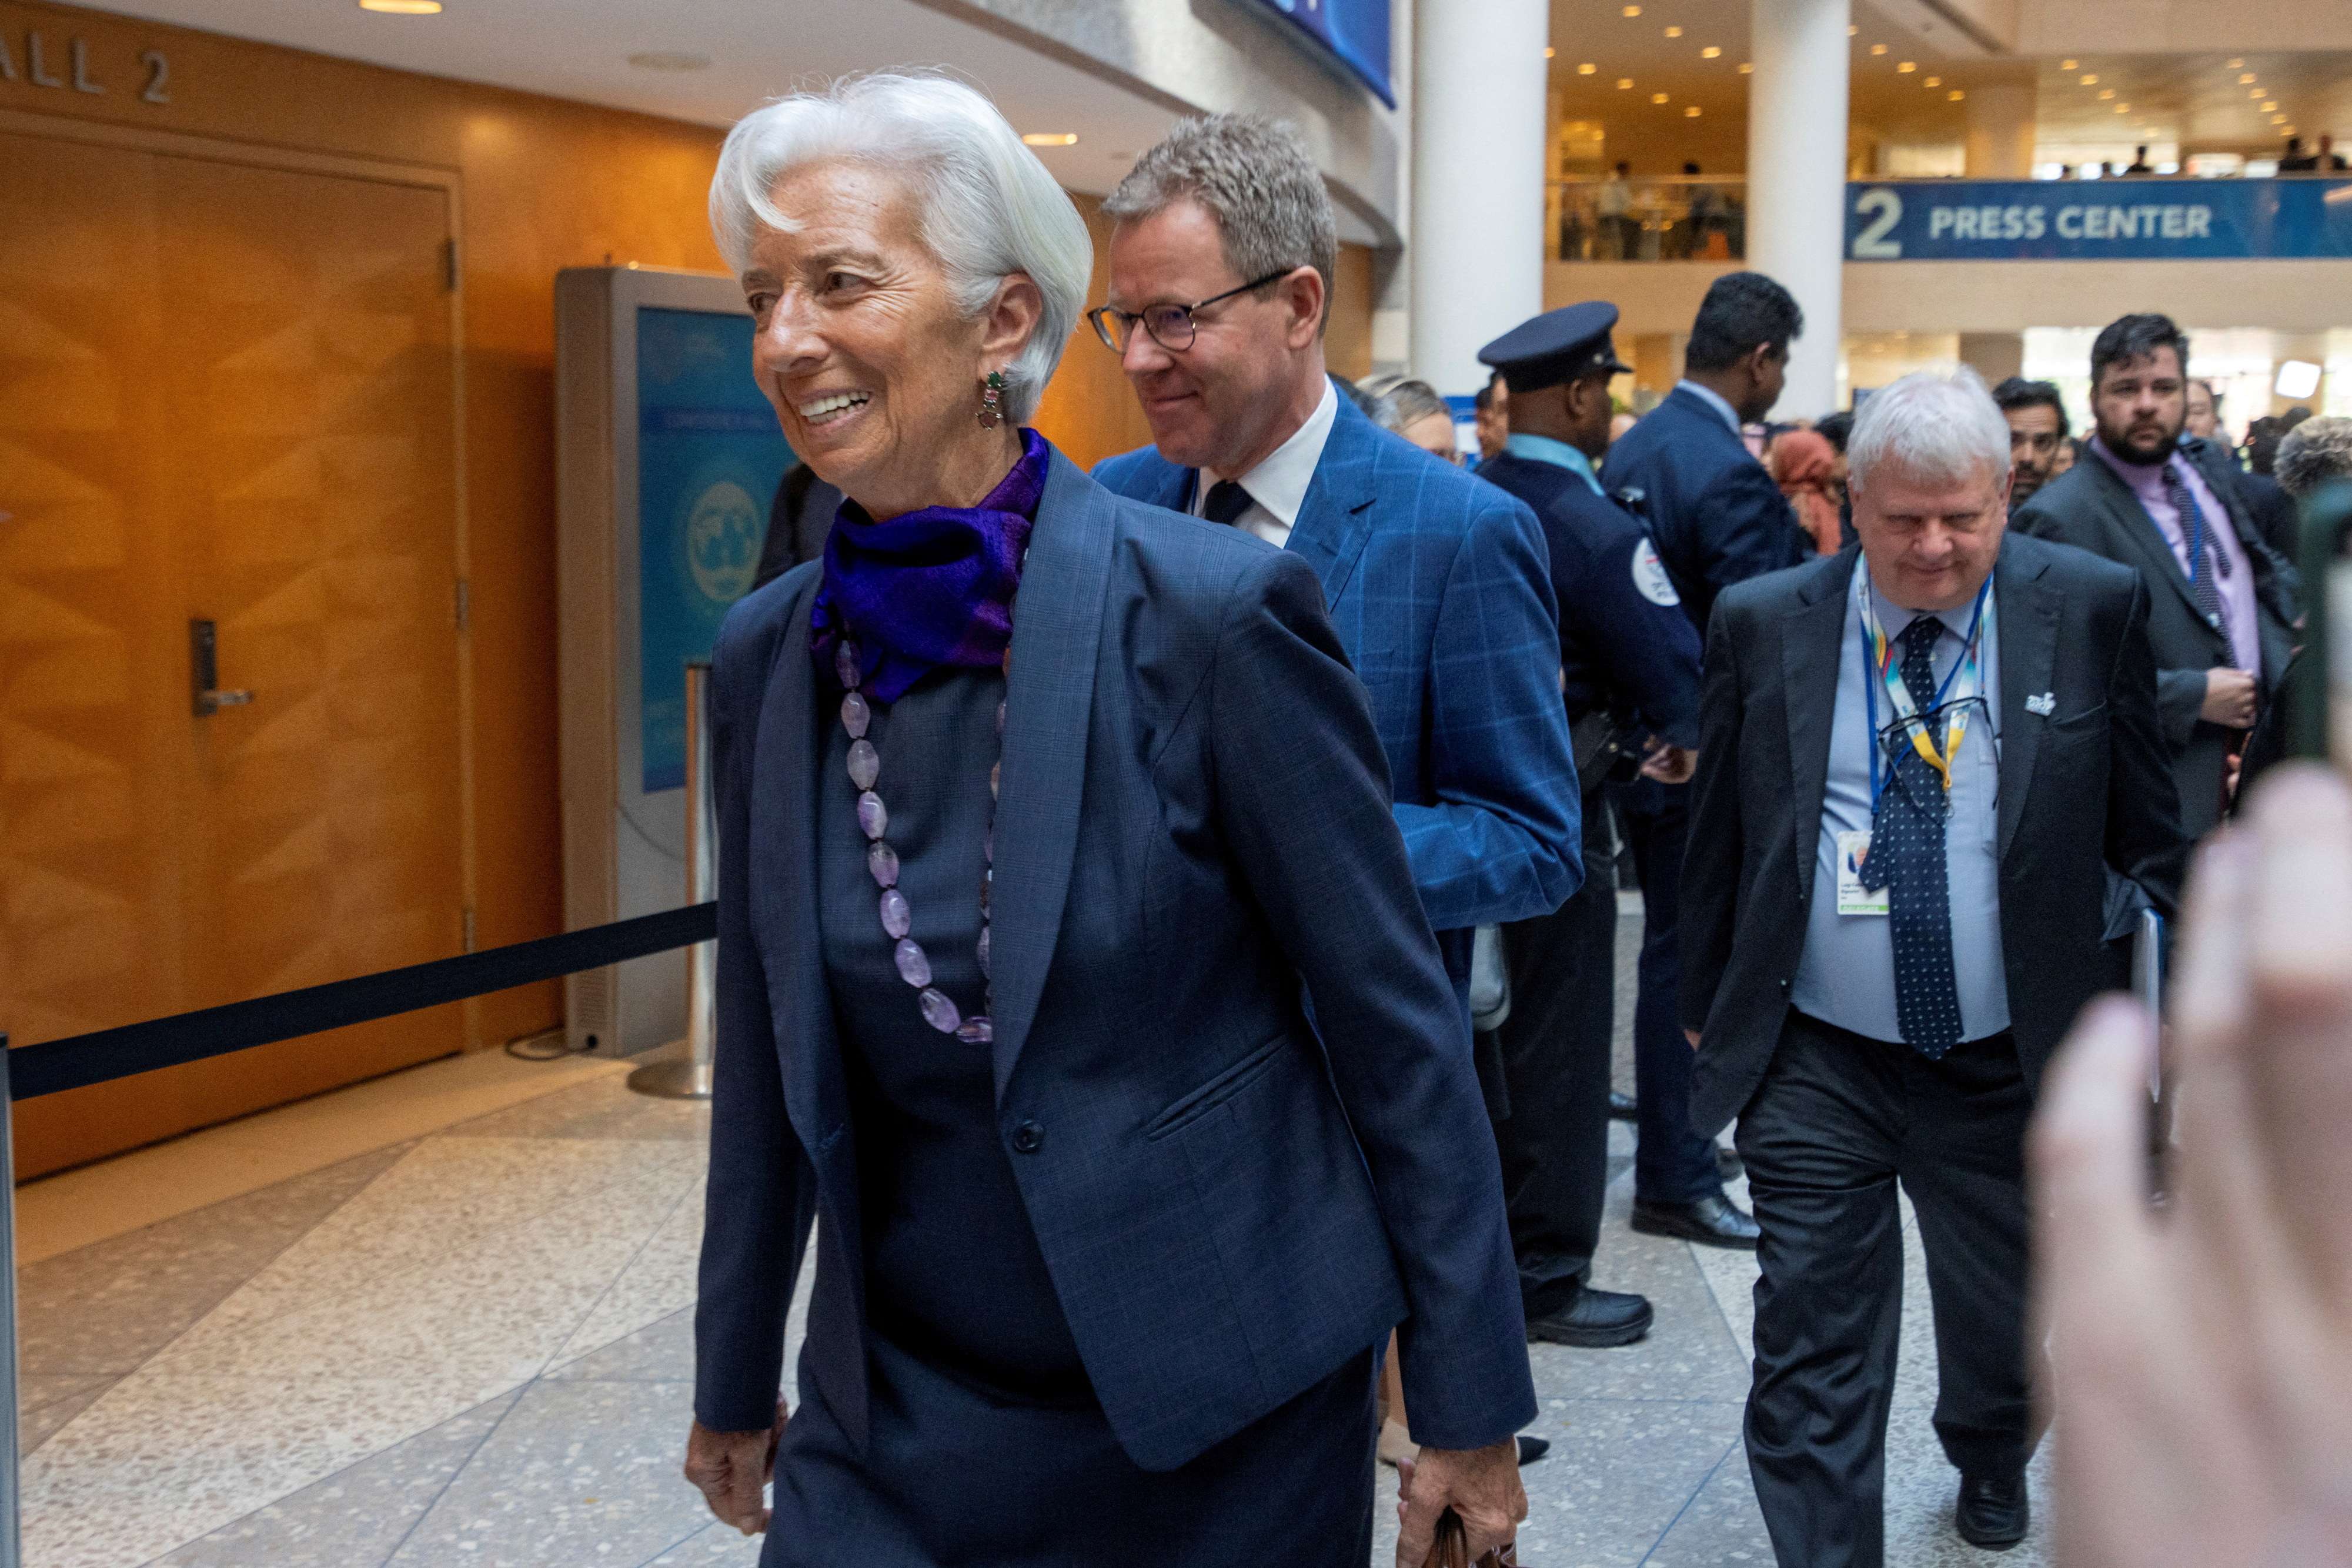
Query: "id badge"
1836 830 1889 917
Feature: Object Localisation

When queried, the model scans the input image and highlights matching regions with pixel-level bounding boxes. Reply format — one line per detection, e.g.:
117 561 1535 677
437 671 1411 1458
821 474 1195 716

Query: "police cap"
1476 302 1634 395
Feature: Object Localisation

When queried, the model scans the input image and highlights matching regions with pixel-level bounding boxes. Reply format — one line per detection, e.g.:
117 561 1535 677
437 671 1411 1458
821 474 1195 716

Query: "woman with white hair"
685 73 1531 1562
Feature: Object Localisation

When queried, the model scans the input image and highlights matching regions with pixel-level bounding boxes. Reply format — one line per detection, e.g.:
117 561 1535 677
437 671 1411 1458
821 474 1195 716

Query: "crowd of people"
683 70 2352 1568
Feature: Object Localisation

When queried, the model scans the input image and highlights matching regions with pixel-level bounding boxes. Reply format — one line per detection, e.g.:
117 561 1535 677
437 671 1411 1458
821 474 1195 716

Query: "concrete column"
1965 84 2036 179
1409 0 1548 397
1747 0 1850 420
1960 332 2025 384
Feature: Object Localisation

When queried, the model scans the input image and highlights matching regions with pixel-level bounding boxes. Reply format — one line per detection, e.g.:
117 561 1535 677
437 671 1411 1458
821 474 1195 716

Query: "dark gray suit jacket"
694 450 1534 1474
1679 534 2190 1132
2014 438 2297 838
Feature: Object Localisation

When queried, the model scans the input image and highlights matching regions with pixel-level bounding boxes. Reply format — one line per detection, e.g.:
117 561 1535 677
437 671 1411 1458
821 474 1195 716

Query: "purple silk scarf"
809 428 1049 703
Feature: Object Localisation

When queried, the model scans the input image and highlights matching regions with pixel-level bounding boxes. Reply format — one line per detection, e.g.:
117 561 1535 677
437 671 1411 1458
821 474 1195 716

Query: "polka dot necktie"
2160 463 2231 640
1202 479 1252 527
1857 616 1963 1058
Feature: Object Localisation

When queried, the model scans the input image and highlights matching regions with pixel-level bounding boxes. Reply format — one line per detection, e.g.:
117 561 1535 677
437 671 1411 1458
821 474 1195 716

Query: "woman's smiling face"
740 160 995 519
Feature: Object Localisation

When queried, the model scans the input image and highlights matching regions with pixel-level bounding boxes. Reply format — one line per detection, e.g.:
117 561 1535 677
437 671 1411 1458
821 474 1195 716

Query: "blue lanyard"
1861 577 1992 808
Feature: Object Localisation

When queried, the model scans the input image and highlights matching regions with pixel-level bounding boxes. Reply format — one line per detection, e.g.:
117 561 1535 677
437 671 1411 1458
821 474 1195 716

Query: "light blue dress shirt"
1790 572 2012 1045
1502 432 1605 494
1673 379 1744 437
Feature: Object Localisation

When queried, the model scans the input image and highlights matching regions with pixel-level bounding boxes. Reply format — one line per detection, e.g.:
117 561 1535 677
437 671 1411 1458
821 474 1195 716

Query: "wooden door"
0 132 467 1176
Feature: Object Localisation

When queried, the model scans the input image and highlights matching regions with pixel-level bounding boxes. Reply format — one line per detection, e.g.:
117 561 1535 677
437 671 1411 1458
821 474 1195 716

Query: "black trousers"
1489 808 1617 1318
1615 779 1723 1205
1739 1011 2037 1568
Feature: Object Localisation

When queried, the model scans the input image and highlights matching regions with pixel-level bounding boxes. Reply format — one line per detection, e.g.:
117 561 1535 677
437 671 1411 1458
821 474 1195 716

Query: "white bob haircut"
709 72 1093 426
1846 365 2014 499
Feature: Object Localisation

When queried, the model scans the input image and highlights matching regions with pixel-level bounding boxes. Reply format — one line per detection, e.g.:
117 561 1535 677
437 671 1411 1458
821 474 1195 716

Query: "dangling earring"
978 370 1007 430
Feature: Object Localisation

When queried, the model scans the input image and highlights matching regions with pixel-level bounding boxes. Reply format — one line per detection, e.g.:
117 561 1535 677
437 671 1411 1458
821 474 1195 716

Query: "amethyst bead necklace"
833 628 1010 1044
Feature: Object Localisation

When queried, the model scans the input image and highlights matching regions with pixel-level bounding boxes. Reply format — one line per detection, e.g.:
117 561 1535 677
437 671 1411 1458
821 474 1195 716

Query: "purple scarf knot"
810 429 1050 703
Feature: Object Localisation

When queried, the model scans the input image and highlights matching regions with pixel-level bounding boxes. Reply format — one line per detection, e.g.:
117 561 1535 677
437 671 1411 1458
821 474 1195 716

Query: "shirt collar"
2087 433 2177 490
1502 432 1605 494
1675 378 1744 436
1199 379 1339 529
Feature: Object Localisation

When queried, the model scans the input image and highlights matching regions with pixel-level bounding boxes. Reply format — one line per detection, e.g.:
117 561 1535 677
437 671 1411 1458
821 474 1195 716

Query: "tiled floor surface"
16 902 2051 1566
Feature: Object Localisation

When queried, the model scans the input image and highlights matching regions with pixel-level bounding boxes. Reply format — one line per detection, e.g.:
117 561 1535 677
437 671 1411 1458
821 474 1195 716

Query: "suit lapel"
1782 553 1855 877
2081 453 2214 635
1284 396 1378 609
1994 540 2060 862
748 573 849 1151
988 452 1112 1099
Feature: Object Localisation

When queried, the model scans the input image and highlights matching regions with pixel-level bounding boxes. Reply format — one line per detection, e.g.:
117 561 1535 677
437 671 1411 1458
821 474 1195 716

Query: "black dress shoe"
1515 1434 1551 1465
1608 1091 1638 1122
1716 1145 1744 1181
1526 1284 1653 1348
1631 1192 1761 1250
1955 1472 2030 1550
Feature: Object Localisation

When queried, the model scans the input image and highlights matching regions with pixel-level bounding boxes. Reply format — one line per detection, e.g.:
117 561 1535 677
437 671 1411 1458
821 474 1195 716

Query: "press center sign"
1845 179 2352 261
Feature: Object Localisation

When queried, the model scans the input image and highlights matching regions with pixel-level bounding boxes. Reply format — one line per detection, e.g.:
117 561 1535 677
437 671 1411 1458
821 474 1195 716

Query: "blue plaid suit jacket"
1095 392 1583 990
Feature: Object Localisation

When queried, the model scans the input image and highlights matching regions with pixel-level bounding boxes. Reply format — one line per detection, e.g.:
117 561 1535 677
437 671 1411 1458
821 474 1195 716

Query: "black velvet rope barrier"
6 903 717 1101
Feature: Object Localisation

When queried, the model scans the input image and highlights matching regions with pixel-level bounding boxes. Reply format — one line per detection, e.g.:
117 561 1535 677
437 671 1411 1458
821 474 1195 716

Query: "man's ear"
1282 266 1327 350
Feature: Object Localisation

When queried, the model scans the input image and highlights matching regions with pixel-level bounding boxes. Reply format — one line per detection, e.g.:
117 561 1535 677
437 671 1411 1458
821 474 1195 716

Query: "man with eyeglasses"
1091 115 1582 1554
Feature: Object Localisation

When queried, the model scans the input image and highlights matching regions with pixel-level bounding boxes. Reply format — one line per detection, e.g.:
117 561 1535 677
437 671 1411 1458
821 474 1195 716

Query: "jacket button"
1010 1121 1045 1155
1778 978 1792 995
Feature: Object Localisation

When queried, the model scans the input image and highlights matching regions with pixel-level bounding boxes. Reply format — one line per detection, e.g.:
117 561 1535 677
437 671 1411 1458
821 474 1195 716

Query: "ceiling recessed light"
2270 113 2286 124
2283 125 2297 136
2098 88 2114 99
2263 100 2278 112
1578 61 1596 73
1618 76 1635 89
2079 73 2098 85
1897 61 1916 73
2114 103 2130 113
1870 43 1889 55
1848 24 1860 36
2250 88 2265 98
1701 45 1721 58
1738 61 1753 73
1652 92 1670 103
2060 59 2078 71
1924 75 1941 86
1544 46 1556 58
1621 4 1641 15
626 50 710 70
360 0 442 12
2227 58 2244 68
1949 89 1966 101
1685 105 1702 116
1664 25 1683 38
2239 73 2258 84
1021 132 1079 146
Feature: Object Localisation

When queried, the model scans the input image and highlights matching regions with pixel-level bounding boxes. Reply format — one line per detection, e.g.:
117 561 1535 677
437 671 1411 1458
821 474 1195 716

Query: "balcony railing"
1549 176 1747 263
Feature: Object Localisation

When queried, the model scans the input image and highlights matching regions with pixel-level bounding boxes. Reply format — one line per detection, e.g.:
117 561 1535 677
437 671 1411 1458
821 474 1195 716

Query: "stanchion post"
0 1035 22 1568
630 663 717 1099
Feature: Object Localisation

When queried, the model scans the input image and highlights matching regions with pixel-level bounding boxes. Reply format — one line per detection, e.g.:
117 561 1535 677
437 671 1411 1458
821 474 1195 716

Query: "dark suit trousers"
1616 779 1723 1204
1739 1012 2037 1568
1491 808 1616 1316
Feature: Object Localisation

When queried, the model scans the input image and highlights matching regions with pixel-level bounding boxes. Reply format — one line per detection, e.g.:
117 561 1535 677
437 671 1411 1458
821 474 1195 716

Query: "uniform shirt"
1672 378 1743 437
1187 379 1339 550
1791 572 2012 1045
2088 436 2260 674
1501 431 1604 494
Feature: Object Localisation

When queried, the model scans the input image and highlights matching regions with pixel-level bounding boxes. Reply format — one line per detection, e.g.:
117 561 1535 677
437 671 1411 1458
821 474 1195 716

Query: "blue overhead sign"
1246 0 1394 107
1845 178 2352 261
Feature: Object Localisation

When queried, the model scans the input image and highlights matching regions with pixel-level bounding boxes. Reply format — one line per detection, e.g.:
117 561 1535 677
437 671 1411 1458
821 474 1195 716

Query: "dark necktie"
1202 479 1252 527
2160 463 2230 638
1859 616 1964 1058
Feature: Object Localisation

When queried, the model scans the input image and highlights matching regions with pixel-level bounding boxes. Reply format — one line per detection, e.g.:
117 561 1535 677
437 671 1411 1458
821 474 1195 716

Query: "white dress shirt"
1188 379 1340 550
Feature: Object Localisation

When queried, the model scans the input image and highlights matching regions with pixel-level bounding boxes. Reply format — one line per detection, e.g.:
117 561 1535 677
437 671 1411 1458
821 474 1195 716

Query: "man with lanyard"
1471 302 1743 1357
1681 367 2186 1564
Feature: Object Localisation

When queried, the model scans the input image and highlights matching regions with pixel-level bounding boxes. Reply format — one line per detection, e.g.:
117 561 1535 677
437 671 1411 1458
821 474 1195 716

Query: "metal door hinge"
454 578 470 631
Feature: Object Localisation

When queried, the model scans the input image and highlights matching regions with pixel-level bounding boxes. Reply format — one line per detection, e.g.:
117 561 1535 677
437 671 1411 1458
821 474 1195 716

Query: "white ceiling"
81 0 1185 195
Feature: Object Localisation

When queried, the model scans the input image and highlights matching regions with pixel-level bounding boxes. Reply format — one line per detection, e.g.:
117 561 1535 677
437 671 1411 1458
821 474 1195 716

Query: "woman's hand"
2032 765 2352 1567
683 1400 788 1536
1395 1439 1525 1565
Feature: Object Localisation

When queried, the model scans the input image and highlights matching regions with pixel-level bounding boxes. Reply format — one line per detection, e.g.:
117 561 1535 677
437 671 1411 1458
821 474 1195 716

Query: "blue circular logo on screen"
685 480 761 604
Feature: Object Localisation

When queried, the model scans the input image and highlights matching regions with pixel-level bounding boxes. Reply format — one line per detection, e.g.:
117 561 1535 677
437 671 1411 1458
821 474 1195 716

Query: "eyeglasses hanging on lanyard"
1859 569 1993 810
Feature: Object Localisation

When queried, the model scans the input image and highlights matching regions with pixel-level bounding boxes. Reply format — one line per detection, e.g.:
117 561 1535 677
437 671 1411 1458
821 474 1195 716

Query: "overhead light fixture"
1618 76 1635 89
2227 58 2244 69
1738 61 1753 73
1924 75 1942 86
2272 113 2287 124
2114 103 2130 113
1578 61 1597 73
2277 359 2323 400
626 50 710 70
1949 89 1966 101
360 0 442 11
1664 25 1683 38
1652 92 1670 103
2239 73 2257 84
2099 88 2114 99
1544 46 1556 58
1701 46 1721 59
1621 4 1641 15
1848 25 1860 36
2080 73 2098 85
1897 61 1916 72
1870 43 1889 55
2283 124 2297 136
2263 100 2279 112
1685 105 1702 116
1021 132 1079 146
2060 59 2079 71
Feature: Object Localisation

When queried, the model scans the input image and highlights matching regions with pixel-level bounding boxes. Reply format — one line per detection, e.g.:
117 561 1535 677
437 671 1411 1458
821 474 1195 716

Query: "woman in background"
1769 427 1843 555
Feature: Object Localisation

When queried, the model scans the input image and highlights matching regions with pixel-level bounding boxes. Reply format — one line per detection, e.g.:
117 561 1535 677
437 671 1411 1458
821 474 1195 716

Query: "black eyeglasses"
1086 270 1292 354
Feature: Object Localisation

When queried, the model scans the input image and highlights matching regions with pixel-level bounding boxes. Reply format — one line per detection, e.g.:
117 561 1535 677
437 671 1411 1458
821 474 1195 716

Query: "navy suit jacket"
1093 392 1583 989
694 449 1536 1473
1601 385 1810 633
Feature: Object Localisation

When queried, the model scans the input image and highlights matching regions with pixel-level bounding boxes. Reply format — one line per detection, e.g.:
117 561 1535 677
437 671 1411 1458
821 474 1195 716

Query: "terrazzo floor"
14 900 2052 1566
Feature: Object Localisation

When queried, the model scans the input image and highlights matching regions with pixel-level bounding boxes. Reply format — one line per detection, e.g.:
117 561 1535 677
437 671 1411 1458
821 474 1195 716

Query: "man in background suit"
1683 367 2188 1564
2016 314 2297 839
1587 271 1812 1244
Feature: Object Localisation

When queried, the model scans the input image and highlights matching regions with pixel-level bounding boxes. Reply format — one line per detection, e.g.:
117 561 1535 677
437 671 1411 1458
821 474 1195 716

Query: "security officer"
1471 303 1744 1351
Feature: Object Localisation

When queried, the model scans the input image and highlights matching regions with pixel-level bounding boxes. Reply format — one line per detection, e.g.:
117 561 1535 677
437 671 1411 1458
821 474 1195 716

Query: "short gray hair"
1372 379 1452 436
1102 114 1339 336
2276 416 2352 500
1847 366 2013 497
708 72 1092 423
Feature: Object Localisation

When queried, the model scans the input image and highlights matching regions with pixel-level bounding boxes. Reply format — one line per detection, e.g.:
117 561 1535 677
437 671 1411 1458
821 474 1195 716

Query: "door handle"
190 618 253 717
